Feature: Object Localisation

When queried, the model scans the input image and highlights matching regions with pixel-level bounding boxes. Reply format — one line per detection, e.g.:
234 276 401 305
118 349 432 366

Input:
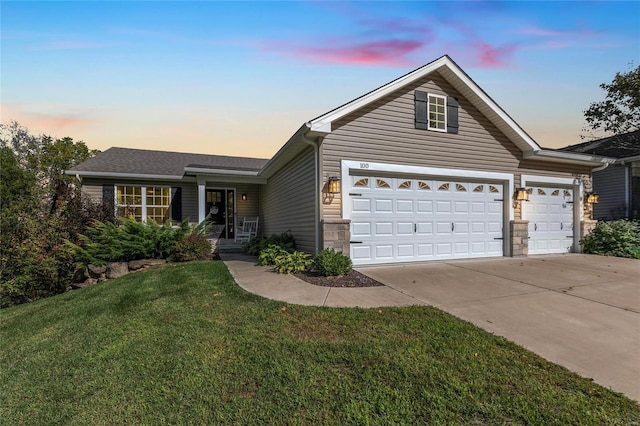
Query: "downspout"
301 135 320 255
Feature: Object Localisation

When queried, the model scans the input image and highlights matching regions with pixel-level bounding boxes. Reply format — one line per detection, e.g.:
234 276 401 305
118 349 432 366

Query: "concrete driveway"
358 254 640 401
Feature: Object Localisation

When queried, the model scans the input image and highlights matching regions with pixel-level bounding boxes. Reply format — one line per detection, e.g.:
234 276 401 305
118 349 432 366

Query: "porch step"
207 238 245 254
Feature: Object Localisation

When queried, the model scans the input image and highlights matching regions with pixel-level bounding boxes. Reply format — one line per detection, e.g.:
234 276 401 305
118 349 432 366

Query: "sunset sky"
2 1 639 159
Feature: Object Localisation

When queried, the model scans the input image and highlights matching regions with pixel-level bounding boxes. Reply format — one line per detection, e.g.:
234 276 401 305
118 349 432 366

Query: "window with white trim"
116 185 170 223
428 94 446 131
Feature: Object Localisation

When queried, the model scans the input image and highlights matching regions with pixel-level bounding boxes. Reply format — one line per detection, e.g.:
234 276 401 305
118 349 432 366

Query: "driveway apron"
358 254 640 401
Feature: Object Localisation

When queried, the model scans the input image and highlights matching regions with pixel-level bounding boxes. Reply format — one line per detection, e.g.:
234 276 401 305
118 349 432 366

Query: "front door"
206 189 235 239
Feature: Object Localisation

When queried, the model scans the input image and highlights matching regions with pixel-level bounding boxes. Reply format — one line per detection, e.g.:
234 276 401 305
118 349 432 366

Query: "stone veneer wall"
510 220 529 257
321 219 351 254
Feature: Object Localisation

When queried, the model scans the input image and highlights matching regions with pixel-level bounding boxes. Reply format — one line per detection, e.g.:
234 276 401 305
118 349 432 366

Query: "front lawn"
1 261 638 424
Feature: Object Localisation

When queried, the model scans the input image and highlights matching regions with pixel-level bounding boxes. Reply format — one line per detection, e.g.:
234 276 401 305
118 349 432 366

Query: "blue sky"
2 1 639 158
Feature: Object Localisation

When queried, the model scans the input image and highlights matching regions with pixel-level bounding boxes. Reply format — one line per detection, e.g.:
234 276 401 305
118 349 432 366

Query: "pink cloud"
287 40 424 66
1 103 94 132
470 42 519 68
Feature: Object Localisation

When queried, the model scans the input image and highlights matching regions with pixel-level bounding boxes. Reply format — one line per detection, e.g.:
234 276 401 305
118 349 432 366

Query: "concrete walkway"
221 252 640 401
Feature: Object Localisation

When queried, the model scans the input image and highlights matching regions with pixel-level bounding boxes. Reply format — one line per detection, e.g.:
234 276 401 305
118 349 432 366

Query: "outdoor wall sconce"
513 187 529 208
327 176 341 194
241 194 247 201
586 192 599 204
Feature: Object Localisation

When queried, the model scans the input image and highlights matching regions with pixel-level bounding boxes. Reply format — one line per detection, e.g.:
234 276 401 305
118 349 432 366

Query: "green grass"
1 261 638 425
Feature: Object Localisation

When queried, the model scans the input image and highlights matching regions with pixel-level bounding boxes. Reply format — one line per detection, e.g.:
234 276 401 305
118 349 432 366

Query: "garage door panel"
353 199 371 212
349 174 505 265
436 201 451 213
397 245 414 257
436 243 452 255
417 200 433 213
396 199 414 212
436 222 452 234
397 222 413 235
375 245 393 258
375 199 393 212
417 244 433 256
454 202 469 213
375 222 393 236
352 222 371 237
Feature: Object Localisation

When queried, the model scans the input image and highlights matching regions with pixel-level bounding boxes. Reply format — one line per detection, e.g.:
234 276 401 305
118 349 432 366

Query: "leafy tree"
584 64 640 135
0 121 105 306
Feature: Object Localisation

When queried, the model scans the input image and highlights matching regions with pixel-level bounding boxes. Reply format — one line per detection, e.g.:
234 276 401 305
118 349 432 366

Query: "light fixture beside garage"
514 187 529 208
327 176 341 194
586 192 600 204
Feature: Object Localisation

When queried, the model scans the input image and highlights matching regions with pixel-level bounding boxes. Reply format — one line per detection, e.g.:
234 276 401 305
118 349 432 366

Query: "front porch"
207 237 245 254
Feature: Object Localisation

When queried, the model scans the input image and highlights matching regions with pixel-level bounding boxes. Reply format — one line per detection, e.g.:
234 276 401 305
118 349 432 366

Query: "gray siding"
80 178 261 224
320 70 590 219
261 147 317 254
593 164 628 220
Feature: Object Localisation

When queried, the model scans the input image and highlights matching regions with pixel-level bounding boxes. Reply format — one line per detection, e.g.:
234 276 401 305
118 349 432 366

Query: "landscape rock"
87 264 107 278
73 266 89 283
128 258 166 271
106 262 129 279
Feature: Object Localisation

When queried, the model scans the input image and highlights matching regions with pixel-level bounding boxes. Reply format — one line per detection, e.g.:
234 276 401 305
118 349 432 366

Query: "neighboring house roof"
560 130 640 160
68 147 268 179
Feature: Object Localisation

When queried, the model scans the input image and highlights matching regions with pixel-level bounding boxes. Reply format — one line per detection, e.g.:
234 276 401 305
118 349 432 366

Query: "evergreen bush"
66 218 191 264
581 219 640 259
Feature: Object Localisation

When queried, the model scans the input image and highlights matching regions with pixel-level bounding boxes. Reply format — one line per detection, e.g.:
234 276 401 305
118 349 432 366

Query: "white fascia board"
619 155 640 164
64 170 185 181
523 149 615 166
192 174 267 184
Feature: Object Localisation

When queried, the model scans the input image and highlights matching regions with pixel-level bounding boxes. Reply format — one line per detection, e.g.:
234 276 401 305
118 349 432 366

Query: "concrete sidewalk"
221 252 425 308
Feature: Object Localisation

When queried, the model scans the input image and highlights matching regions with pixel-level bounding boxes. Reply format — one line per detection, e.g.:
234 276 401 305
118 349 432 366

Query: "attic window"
414 91 459 134
428 95 446 131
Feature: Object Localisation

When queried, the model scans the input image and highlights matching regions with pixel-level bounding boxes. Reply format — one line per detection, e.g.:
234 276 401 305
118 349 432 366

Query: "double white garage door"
347 173 576 265
348 175 504 265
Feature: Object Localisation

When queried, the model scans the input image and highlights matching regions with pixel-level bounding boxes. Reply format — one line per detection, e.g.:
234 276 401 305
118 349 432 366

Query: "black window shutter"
171 187 182 222
414 91 429 130
447 96 459 134
102 184 115 214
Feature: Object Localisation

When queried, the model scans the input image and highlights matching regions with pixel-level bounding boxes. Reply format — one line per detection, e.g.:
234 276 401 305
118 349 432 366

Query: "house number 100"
360 162 369 169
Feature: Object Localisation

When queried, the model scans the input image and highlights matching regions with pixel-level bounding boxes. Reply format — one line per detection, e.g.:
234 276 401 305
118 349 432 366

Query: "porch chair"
235 217 259 242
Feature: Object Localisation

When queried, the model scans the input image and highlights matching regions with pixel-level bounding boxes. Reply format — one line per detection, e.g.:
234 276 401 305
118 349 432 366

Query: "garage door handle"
534 223 537 231
451 223 454 231
560 223 563 230
414 223 417 233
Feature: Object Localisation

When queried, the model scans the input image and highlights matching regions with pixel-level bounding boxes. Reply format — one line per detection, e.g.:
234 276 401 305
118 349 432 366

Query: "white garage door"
348 175 504 265
523 186 574 254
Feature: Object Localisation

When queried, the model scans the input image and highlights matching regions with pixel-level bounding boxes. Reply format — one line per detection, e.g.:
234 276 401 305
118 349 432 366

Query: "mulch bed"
294 270 384 288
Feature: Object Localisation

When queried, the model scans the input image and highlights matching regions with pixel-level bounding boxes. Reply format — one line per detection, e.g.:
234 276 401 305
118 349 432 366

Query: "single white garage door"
523 186 574 254
348 175 504 265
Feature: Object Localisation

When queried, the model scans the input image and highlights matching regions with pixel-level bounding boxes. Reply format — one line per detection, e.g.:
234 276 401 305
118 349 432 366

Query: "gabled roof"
560 130 640 159
68 147 268 180
306 55 542 154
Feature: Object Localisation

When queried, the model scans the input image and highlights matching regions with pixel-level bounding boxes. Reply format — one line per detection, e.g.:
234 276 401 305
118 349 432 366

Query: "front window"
428 95 446 131
116 185 170 223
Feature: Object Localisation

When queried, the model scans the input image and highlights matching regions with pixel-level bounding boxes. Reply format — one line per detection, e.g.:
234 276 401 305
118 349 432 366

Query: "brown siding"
320 70 591 219
261 147 317 254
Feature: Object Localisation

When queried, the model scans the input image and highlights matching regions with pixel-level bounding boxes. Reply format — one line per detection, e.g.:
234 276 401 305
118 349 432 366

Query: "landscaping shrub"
172 233 212 262
66 218 191 265
581 219 640 259
272 251 313 274
258 244 290 266
314 248 352 276
243 232 296 256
